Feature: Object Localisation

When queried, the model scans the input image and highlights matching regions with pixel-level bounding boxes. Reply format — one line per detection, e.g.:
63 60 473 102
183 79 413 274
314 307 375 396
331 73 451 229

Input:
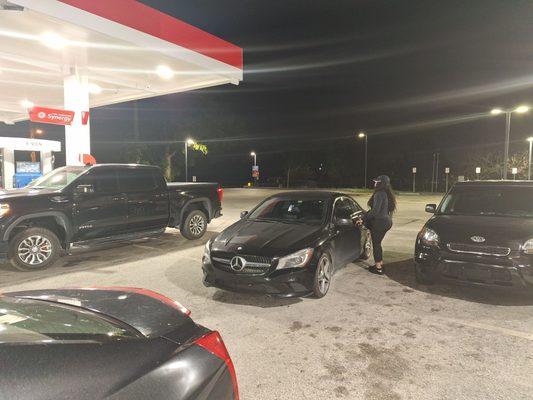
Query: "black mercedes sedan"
0 287 239 400
202 191 371 298
415 181 533 288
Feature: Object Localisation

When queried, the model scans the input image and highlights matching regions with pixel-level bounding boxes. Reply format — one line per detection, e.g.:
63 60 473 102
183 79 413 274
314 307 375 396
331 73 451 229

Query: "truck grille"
447 243 511 257
211 254 273 275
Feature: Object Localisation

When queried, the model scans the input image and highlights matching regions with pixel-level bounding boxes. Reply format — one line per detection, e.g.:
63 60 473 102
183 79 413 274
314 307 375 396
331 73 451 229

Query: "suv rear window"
0 297 140 344
440 186 533 218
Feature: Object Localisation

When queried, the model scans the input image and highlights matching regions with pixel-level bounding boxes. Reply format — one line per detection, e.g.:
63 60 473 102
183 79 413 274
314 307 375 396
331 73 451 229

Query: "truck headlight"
420 227 439 246
276 248 314 270
522 239 533 254
0 203 10 218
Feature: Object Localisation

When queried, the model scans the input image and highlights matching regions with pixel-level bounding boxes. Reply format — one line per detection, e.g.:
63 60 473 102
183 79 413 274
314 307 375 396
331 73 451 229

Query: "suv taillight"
195 331 239 400
217 186 224 203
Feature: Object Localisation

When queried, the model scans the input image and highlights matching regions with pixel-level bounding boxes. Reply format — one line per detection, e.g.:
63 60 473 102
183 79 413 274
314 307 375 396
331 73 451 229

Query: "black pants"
369 218 392 263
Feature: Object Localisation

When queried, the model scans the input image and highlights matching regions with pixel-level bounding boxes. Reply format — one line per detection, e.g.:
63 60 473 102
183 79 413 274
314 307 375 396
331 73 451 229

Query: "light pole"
250 151 257 167
250 151 258 184
357 132 368 188
527 136 533 181
490 105 530 179
184 138 195 182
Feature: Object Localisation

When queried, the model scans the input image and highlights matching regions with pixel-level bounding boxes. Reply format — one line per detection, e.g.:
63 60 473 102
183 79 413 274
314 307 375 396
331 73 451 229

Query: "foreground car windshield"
29 166 88 190
248 197 326 224
440 187 533 218
0 297 139 343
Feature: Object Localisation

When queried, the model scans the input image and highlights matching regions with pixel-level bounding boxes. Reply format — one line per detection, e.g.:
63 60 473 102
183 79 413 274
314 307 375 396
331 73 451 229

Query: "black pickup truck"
0 164 223 271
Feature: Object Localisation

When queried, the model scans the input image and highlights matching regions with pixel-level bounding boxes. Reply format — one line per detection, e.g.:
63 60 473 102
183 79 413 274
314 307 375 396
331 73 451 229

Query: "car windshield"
439 186 533 218
29 166 88 190
0 296 140 344
248 197 327 224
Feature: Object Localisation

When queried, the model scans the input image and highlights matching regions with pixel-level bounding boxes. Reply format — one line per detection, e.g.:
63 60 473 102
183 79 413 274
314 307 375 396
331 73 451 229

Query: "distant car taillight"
196 331 239 400
217 186 224 203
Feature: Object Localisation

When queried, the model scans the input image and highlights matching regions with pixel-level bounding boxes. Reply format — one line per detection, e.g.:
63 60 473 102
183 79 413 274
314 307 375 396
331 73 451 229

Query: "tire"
359 231 372 260
181 210 208 240
415 263 435 285
312 252 333 298
9 227 61 271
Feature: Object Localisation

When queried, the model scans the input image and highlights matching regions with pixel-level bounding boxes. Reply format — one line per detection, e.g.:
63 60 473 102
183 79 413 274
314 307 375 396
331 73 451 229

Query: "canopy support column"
64 73 90 166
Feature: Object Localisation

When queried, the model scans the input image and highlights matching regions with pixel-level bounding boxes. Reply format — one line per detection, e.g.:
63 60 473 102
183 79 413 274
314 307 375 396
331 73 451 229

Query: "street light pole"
491 105 530 180
503 111 511 180
184 138 195 182
527 136 533 181
358 132 368 188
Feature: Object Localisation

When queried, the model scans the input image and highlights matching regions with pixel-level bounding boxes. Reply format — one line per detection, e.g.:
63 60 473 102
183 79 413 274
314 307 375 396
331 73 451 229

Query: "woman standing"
359 175 396 275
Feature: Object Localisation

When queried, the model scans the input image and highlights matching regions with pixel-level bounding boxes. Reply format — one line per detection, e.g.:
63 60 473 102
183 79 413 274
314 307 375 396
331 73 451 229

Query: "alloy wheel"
17 235 53 266
317 255 332 295
189 214 206 236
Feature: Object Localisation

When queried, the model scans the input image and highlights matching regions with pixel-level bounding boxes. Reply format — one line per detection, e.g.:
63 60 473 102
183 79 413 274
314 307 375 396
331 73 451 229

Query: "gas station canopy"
0 0 243 164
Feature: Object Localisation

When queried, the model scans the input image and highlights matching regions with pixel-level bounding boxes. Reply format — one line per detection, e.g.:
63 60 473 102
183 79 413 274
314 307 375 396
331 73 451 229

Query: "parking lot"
1 188 532 400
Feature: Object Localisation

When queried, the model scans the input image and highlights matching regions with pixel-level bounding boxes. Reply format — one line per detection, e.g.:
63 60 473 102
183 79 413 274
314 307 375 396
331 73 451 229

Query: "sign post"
475 167 481 180
412 167 417 193
444 167 450 192
252 165 259 182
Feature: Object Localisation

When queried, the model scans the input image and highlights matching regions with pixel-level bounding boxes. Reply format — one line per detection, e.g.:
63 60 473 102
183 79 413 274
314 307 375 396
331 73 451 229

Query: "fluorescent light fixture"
156 65 174 79
20 99 34 109
514 105 530 114
490 108 503 115
40 32 67 49
88 83 102 94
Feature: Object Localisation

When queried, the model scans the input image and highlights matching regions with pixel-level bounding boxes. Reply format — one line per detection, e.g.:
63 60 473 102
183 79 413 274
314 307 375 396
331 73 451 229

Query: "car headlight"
522 238 533 254
420 227 440 246
276 248 314 270
0 203 10 218
203 239 212 263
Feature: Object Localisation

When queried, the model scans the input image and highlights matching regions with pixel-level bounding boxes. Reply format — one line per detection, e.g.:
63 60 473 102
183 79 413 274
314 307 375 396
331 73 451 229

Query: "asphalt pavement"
1 188 532 400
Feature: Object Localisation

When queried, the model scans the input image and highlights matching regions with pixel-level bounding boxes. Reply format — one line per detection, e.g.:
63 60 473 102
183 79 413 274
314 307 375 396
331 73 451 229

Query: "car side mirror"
425 204 437 213
334 217 353 228
75 184 95 195
240 211 249 219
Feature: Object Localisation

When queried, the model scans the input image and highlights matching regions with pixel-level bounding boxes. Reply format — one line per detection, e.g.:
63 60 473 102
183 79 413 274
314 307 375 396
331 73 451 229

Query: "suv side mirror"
75 184 95 195
240 211 249 219
425 204 437 213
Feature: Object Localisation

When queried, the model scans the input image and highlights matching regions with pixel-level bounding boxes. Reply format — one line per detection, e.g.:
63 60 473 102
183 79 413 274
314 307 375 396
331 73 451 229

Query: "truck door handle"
50 196 69 203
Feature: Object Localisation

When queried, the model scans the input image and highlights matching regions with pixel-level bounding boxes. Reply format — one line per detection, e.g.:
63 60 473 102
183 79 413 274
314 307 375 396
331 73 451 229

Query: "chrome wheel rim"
189 215 205 236
18 235 52 265
317 256 332 294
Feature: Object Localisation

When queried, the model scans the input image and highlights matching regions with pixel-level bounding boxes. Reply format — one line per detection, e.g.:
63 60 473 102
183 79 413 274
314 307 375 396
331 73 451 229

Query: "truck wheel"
9 228 61 271
181 210 207 240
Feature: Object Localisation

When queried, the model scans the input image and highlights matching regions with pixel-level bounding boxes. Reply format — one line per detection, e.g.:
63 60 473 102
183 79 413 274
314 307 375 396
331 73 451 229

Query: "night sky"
2 0 532 189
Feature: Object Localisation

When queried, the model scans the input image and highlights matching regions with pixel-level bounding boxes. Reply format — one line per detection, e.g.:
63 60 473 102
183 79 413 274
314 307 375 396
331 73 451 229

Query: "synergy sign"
29 107 75 126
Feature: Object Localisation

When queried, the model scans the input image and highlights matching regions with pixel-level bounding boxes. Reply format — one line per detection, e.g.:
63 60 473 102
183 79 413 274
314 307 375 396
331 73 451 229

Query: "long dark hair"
368 181 397 214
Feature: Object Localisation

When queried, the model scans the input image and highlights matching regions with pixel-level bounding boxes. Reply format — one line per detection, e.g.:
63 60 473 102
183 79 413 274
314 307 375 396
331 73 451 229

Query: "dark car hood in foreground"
212 219 325 257
428 215 533 248
0 289 233 400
